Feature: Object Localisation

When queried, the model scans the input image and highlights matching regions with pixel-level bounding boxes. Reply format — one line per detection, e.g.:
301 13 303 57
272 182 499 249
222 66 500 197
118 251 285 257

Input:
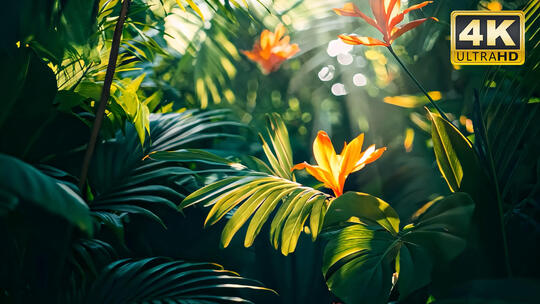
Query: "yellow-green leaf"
324 192 400 235
428 110 482 193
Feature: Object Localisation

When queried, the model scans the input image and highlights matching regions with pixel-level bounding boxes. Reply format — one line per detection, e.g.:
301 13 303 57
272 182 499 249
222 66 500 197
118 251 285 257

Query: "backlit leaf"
322 192 475 303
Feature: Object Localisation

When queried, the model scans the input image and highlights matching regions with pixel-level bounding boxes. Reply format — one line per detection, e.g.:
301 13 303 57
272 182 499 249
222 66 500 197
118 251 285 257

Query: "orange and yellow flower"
334 1 438 46
242 24 300 74
292 131 386 197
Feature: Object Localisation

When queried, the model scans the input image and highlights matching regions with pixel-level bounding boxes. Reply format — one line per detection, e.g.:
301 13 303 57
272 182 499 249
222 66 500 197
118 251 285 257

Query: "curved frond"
64 239 118 302
476 0 540 210
85 257 275 303
154 113 331 255
259 113 294 179
88 110 243 234
181 173 329 255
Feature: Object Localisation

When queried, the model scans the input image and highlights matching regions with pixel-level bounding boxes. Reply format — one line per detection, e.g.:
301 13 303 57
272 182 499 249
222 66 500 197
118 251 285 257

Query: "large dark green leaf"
321 192 474 304
398 193 475 299
323 192 400 235
322 192 400 304
323 223 396 304
0 153 92 234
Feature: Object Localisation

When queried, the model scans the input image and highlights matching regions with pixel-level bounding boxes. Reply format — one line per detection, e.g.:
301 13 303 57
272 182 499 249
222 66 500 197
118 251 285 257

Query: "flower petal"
352 145 386 173
260 55 285 74
243 25 298 74
340 133 364 170
388 1 433 30
334 3 383 33
333 2 363 17
260 29 274 50
274 23 286 41
274 41 300 59
389 17 437 43
338 35 389 46
292 162 327 183
401 1 433 15
363 147 386 164
291 162 308 171
385 0 400 23
370 0 387 30
241 50 258 61
313 131 337 173
354 144 376 171
292 162 340 196
338 133 364 191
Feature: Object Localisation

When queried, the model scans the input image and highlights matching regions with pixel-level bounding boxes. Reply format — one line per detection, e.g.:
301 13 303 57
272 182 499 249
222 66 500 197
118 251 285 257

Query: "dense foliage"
1 0 539 303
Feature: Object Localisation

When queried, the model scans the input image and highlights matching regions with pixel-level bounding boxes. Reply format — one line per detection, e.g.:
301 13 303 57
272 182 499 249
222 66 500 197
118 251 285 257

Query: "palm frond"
259 113 294 179
64 238 118 302
88 110 244 237
85 257 275 303
476 0 540 209
154 113 331 255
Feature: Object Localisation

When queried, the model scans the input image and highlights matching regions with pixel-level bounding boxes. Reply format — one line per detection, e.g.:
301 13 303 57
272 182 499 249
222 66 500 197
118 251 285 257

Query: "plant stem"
78 0 131 193
386 46 451 122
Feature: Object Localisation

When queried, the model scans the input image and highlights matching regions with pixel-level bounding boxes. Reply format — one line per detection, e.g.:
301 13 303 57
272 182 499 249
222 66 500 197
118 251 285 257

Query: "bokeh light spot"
318 65 335 81
327 39 353 57
337 53 354 65
353 73 367 86
331 83 348 96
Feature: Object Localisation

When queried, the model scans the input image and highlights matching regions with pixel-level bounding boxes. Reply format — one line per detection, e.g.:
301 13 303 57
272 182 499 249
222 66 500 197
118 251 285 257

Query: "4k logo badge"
451 11 525 65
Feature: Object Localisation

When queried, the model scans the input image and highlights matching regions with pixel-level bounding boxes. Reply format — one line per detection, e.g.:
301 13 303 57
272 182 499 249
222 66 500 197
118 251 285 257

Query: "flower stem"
78 0 132 194
386 46 451 122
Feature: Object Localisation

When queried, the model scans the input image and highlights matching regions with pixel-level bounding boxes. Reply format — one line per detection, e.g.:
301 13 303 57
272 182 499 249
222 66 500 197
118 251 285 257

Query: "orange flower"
242 24 300 74
292 131 386 197
334 1 438 46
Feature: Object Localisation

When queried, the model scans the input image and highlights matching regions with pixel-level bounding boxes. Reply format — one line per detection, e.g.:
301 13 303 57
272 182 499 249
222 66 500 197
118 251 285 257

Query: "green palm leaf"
85 257 275 303
476 0 540 206
153 113 331 255
88 110 243 236
65 238 118 302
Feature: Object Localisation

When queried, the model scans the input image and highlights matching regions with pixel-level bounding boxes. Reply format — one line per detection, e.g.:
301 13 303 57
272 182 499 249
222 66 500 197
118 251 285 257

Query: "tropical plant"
151 112 481 304
0 0 277 302
152 114 331 255
321 192 475 304
2 0 540 303
76 256 274 303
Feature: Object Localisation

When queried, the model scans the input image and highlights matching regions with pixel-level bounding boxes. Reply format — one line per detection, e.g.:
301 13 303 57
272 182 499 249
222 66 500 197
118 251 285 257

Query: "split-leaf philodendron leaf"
322 192 475 304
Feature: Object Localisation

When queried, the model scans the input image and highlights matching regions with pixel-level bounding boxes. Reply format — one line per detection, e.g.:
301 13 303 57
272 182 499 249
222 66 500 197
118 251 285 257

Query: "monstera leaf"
322 192 475 304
